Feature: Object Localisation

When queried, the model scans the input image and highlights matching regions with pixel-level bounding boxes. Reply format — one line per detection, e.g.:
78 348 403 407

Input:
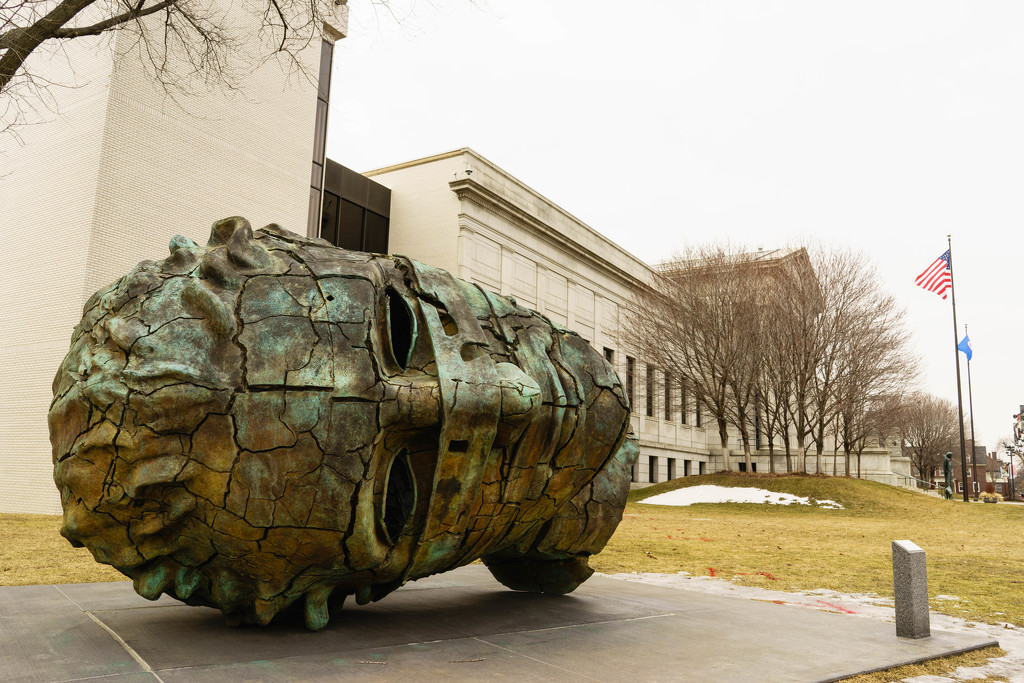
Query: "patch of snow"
637 485 844 509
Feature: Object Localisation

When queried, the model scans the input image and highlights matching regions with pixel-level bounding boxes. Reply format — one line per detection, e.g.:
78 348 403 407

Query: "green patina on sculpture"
49 217 638 630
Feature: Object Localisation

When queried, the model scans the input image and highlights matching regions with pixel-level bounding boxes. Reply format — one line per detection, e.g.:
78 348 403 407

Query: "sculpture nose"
388 373 443 429
494 362 542 446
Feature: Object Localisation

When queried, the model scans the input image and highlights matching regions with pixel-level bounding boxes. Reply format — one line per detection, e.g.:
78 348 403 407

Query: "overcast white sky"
326 0 1024 453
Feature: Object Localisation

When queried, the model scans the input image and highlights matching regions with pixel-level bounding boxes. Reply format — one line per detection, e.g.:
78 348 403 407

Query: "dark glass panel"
313 100 328 164
318 39 334 101
363 211 389 254
339 199 364 251
311 160 323 190
307 187 321 235
320 191 339 245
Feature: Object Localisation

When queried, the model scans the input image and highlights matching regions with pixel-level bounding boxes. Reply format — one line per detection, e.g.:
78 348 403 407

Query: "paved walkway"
0 565 997 682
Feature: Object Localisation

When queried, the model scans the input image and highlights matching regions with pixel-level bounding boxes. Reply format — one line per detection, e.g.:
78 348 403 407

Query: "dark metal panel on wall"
320 159 392 254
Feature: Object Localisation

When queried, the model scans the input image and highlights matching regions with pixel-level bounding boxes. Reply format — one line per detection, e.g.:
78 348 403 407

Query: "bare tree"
895 392 960 484
629 245 769 472
813 247 917 476
0 0 399 135
767 248 822 473
755 340 792 473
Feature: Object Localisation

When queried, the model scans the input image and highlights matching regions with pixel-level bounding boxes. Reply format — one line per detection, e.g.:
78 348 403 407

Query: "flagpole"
964 323 978 499
948 235 970 502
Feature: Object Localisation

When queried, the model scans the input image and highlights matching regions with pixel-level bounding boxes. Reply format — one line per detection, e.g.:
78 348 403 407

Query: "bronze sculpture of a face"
50 217 637 629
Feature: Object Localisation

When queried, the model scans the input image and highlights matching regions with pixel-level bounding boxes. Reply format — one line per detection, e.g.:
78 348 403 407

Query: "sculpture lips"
50 217 638 629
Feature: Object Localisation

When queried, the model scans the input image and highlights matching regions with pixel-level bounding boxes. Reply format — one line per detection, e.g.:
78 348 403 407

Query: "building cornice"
449 177 652 292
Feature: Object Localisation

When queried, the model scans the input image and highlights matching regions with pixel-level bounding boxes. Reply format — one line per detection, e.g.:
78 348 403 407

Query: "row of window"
631 456 709 483
320 192 389 254
605 347 703 426
307 39 334 235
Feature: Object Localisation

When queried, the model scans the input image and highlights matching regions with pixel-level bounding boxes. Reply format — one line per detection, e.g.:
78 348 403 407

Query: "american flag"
915 250 952 299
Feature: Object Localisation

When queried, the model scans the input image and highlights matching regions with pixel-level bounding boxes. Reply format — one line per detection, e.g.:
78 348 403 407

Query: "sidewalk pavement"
0 565 997 682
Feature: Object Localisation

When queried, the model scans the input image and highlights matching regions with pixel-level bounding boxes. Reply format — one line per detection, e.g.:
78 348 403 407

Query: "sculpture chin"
50 217 637 629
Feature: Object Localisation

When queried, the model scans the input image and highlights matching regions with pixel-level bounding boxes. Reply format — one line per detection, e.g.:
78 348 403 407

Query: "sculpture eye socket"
382 450 415 543
384 289 414 372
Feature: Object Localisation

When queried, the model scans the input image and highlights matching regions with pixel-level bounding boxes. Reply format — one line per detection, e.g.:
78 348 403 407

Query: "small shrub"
980 491 1003 503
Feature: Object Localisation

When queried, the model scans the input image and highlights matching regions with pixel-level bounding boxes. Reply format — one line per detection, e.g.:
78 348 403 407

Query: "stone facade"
365 149 911 488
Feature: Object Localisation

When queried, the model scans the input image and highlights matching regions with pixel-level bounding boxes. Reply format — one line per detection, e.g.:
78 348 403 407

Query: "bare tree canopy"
628 244 773 471
894 392 961 483
1 0 353 132
628 243 917 475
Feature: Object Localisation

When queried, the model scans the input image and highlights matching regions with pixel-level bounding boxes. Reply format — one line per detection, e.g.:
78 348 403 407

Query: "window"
625 356 635 410
738 462 757 473
648 456 658 483
307 39 334 235
699 461 706 475
339 198 364 250
754 402 762 450
363 211 389 254
645 365 655 417
319 161 391 253
320 192 339 245
667 459 676 480
680 379 687 425
603 347 614 363
664 371 672 420
695 400 702 428
684 460 691 476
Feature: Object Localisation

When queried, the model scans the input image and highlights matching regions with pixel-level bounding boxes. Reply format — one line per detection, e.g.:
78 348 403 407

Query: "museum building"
1 3 908 516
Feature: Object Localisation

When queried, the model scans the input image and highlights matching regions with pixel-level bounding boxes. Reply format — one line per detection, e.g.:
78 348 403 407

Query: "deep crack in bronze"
49 217 638 630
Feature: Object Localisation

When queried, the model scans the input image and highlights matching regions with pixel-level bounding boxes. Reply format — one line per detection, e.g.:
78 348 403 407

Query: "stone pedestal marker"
892 540 930 639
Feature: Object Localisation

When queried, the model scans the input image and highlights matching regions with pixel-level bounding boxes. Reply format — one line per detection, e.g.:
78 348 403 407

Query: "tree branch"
1 0 96 91
50 0 177 40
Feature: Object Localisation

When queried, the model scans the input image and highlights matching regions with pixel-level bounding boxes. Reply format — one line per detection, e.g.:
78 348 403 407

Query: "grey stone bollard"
892 540 930 639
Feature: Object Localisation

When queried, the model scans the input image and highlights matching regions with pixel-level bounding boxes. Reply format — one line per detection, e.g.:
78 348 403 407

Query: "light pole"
1007 447 1015 501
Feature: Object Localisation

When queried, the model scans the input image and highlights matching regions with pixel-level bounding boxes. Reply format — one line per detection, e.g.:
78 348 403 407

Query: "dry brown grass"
0 514 123 586
842 646 1007 682
3 479 1016 680
5 474 1024 630
593 473 1024 627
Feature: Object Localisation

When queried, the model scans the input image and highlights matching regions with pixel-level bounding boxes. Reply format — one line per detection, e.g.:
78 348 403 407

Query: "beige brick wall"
366 152 463 273
1 37 116 514
0 3 345 514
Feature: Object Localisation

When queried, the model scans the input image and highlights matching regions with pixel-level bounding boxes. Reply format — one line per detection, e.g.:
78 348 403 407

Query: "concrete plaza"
0 565 997 682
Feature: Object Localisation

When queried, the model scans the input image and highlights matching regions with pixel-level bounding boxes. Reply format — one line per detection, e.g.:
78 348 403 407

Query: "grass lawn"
1 475 1019 681
592 473 1024 627
3 473 1022 628
1 514 123 586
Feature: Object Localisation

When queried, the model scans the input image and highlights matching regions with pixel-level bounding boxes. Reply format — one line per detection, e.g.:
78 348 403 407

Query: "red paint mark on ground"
699 537 712 542
667 535 673 539
759 572 777 581
708 567 717 577
817 600 856 614
772 600 785 605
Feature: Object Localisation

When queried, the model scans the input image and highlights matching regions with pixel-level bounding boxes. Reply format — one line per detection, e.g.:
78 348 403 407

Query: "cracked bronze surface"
49 217 638 629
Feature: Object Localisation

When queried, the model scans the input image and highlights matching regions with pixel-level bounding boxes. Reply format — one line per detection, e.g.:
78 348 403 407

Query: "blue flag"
958 335 973 362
